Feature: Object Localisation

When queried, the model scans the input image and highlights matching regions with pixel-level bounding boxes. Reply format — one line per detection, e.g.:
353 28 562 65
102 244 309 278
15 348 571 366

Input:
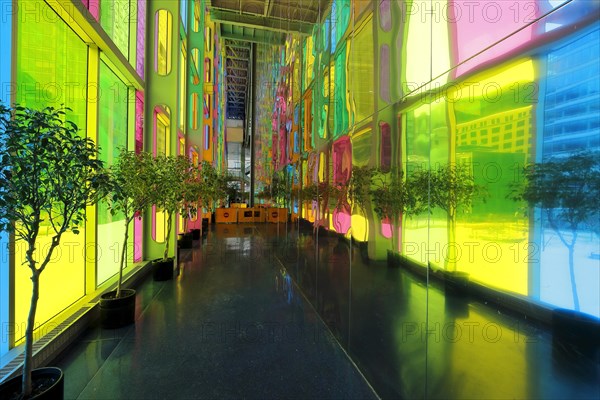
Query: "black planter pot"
99 289 136 329
191 229 201 240
358 241 369 264
178 233 193 249
0 367 64 400
552 309 600 379
552 308 600 349
387 250 402 268
444 271 470 297
152 258 174 281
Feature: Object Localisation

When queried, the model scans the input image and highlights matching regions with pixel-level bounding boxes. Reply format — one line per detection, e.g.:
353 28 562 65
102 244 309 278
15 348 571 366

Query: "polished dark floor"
54 224 377 400
55 223 600 399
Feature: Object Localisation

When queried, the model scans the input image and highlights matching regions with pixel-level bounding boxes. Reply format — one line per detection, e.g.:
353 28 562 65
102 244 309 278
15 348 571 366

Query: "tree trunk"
568 245 580 311
446 213 457 271
117 217 131 298
164 212 172 260
22 269 40 397
391 220 398 255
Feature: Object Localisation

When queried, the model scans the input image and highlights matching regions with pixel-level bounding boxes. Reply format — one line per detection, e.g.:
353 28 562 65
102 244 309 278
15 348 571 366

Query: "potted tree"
370 168 420 266
300 181 341 232
347 165 376 260
100 149 158 328
197 161 223 228
415 163 484 292
151 154 195 280
0 104 108 399
265 170 292 224
179 166 207 245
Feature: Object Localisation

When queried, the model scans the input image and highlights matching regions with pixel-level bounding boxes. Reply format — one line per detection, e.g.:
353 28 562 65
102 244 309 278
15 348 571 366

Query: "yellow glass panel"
179 43 187 131
405 2 450 96
156 9 172 76
351 214 369 243
14 0 87 342
449 60 535 295
193 0 200 32
15 229 85 344
191 93 198 129
154 109 170 243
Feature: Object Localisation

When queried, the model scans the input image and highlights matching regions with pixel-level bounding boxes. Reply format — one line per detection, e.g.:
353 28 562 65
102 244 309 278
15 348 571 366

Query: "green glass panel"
348 18 374 126
334 45 348 137
97 61 129 285
100 0 130 58
16 4 87 131
404 103 445 267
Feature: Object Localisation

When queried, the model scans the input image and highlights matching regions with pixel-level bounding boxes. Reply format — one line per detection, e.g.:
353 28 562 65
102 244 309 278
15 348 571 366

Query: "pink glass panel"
379 0 391 32
332 136 351 184
450 0 535 77
136 0 146 79
89 0 99 21
381 220 392 239
380 44 390 103
134 92 144 262
380 122 391 172
333 210 351 234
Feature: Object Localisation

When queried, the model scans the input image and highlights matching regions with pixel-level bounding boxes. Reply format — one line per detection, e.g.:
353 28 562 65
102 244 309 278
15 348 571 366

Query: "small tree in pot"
346 165 376 261
200 161 227 209
0 104 109 398
151 155 195 280
347 165 376 242
180 166 208 243
101 149 158 328
300 181 341 230
370 168 422 264
414 163 484 272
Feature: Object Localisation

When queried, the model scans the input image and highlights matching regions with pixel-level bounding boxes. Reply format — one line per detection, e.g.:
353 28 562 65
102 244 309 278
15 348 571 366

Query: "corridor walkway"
54 224 377 399
54 222 599 399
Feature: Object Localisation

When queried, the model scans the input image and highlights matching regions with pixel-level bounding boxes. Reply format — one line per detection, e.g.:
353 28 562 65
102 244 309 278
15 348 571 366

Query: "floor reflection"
273 223 600 399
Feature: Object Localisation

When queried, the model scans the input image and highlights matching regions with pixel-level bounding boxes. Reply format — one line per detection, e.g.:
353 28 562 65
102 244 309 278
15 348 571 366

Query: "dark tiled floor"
54 223 600 399
54 224 377 400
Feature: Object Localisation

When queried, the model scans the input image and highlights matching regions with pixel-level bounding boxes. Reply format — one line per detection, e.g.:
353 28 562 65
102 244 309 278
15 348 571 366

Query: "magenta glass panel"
380 44 390 103
332 136 351 184
381 220 392 239
136 0 146 79
134 92 144 262
379 122 391 172
379 0 391 32
89 0 99 21
135 91 144 152
333 209 351 234
450 0 535 77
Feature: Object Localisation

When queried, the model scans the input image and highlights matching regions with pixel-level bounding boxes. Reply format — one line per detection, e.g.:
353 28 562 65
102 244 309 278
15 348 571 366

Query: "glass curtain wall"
1 0 146 360
12 0 89 344
255 0 600 398
97 61 130 285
